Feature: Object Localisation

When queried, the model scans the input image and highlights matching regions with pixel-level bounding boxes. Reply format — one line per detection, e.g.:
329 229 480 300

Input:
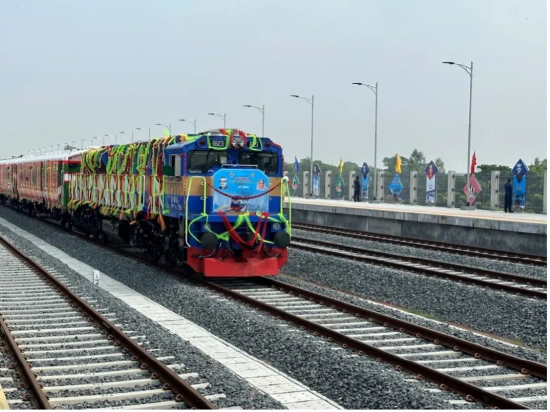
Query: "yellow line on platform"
0 384 9 410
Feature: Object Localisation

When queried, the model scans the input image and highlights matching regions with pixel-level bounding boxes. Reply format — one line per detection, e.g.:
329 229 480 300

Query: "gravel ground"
0 218 284 409
0 208 478 410
277 274 547 363
282 249 547 350
293 229 547 280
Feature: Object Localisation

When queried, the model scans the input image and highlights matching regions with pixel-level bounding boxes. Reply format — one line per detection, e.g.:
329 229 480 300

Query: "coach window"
188 150 228 174
238 152 278 175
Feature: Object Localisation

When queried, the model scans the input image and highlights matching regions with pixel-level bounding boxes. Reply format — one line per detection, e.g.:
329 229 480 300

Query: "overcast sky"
0 0 546 171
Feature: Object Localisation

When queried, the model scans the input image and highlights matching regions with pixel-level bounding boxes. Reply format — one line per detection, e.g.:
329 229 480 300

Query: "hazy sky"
0 0 546 171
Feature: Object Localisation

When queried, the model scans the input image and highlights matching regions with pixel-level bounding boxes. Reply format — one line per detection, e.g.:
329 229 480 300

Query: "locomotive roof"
0 150 86 165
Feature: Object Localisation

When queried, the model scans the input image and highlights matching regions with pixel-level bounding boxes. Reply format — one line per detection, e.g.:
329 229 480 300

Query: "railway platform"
285 198 547 256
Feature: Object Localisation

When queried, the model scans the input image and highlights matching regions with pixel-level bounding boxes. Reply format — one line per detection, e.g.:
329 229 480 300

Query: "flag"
395 154 402 174
338 157 344 174
470 152 477 175
294 157 299 172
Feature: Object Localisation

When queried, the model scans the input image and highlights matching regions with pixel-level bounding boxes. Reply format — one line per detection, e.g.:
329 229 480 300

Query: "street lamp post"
155 123 172 135
290 95 314 196
91 137 98 146
207 113 226 128
80 139 86 149
136 127 151 141
352 82 378 201
443 61 474 203
243 104 265 136
179 119 197 134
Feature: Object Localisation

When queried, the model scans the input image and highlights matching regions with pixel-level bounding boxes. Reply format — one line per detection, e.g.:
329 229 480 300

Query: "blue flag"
294 157 300 172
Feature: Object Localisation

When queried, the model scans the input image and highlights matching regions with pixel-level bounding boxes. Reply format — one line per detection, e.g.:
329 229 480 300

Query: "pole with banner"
388 153 403 203
335 157 346 199
512 159 528 211
312 163 321 197
463 152 481 206
361 162 370 201
291 156 301 196
425 160 438 204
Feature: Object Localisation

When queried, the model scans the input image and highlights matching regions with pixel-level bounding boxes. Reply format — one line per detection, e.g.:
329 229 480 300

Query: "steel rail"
292 235 546 287
0 234 216 410
291 238 546 300
2 207 544 408
292 222 547 266
0 316 52 409
207 278 546 410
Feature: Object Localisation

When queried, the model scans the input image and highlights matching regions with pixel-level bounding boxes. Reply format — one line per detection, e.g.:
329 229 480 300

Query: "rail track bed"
290 236 547 299
208 277 547 409
292 222 547 267
0 234 216 410
0 206 546 409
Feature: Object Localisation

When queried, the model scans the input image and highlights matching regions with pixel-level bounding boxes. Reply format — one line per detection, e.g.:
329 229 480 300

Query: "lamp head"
290 95 299 98
155 123 162 126
442 61 455 65
207 113 215 116
243 105 251 107
352 82 363 85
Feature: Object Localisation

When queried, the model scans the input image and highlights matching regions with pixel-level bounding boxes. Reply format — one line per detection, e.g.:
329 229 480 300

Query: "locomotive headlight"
272 222 281 231
274 231 291 248
232 136 245 148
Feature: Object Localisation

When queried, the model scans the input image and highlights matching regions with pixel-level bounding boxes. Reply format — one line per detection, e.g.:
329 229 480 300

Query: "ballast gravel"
0 208 474 410
283 248 547 350
0 221 283 409
293 228 547 280
277 274 547 363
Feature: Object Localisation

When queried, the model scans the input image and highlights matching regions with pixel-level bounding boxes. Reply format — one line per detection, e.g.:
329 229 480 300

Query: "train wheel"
164 250 177 268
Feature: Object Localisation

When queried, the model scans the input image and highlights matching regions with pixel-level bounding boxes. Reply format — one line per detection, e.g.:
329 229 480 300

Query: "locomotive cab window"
238 152 278 175
188 150 228 173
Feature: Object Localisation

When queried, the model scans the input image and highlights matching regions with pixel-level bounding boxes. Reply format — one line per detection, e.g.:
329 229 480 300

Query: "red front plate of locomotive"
187 247 288 277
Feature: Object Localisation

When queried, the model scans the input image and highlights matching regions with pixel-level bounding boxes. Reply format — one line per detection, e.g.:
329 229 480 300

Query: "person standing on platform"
504 178 513 213
353 176 361 202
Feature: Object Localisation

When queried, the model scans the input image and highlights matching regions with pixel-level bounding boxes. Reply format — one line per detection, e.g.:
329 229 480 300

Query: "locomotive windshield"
188 150 228 173
238 152 278 175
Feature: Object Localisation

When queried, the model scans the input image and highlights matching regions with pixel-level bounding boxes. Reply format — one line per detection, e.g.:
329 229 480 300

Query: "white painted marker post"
93 270 100 286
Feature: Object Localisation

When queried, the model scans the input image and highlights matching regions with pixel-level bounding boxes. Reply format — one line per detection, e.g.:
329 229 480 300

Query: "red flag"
470 152 477 175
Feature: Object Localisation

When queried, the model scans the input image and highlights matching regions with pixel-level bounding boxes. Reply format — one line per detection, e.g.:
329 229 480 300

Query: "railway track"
290 236 547 300
0 234 217 410
1 207 547 408
292 222 547 267
207 277 547 410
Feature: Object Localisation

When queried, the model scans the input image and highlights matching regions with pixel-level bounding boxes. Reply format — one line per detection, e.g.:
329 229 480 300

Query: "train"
0 128 291 277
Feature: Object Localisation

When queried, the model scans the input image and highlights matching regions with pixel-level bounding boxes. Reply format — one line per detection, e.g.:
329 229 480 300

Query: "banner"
291 174 300 196
335 157 345 198
361 162 370 201
212 169 269 214
463 174 481 206
389 154 403 202
292 157 300 195
512 159 528 210
425 161 438 204
312 163 321 197
389 173 403 201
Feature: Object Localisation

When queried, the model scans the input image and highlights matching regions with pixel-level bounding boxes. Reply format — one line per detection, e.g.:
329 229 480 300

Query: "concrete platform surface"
286 197 546 234
285 197 547 255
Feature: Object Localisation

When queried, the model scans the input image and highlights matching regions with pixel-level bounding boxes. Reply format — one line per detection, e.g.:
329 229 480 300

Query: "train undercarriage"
0 195 288 276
